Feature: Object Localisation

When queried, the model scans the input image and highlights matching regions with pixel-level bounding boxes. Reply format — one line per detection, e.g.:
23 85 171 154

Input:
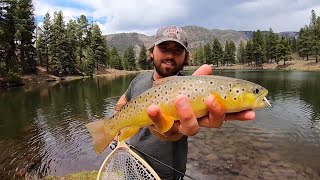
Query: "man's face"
152 41 186 77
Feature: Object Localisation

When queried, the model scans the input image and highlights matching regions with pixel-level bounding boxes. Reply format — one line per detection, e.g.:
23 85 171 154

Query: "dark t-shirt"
124 71 188 180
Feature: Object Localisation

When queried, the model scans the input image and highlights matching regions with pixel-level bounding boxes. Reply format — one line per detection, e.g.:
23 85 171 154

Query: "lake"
0 69 319 179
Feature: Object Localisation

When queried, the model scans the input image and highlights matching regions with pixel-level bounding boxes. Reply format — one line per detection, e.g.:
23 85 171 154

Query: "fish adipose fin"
119 126 141 141
86 119 117 154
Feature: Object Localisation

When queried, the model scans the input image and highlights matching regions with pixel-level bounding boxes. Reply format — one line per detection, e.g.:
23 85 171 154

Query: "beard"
153 58 184 77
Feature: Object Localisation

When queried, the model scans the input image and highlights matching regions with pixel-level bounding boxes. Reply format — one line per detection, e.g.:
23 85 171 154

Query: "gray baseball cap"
154 25 188 51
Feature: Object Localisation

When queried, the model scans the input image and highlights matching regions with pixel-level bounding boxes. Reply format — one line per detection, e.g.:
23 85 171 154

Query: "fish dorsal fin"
152 76 177 87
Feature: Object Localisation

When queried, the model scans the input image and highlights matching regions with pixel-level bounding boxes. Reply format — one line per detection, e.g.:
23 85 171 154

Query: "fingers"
198 94 226 128
192 64 212 76
225 110 256 121
173 94 199 136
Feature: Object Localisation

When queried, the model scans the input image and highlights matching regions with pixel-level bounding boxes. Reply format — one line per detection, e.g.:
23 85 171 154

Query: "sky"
33 0 320 36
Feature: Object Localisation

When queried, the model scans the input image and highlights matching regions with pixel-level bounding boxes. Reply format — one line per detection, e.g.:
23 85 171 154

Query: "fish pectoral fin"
153 114 175 134
119 126 141 141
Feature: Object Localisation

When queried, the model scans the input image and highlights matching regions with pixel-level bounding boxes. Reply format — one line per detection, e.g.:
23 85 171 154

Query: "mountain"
104 25 298 55
239 31 299 39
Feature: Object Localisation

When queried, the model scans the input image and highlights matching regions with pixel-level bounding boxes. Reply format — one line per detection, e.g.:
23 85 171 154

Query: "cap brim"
154 38 188 51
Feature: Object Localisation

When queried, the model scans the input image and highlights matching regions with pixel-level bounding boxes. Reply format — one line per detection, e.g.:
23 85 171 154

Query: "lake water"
0 70 319 179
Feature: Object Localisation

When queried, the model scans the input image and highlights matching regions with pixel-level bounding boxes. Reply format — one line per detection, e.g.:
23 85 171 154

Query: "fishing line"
128 144 197 180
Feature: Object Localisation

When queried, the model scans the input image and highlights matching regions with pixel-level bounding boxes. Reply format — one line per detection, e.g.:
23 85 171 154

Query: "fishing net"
97 141 160 180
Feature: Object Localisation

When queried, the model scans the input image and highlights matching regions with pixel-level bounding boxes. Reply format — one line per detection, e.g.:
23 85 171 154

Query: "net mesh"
100 149 158 180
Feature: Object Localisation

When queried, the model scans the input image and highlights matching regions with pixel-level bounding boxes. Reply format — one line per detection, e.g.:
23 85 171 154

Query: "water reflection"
0 74 136 179
0 70 320 179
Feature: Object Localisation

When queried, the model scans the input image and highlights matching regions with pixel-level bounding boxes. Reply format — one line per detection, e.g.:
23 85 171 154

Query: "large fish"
86 75 270 154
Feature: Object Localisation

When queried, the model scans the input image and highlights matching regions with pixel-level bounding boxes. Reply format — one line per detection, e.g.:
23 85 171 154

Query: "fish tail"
85 119 118 154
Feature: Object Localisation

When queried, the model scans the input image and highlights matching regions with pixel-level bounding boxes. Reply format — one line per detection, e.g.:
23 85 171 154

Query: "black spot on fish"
224 96 227 99
210 82 213 84
234 98 237 100
236 90 239 93
242 89 245 91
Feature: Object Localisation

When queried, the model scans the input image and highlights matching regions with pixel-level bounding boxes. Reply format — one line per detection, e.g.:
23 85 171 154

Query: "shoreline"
1 60 319 89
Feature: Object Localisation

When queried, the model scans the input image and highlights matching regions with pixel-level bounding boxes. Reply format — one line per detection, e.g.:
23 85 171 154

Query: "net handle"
96 140 161 180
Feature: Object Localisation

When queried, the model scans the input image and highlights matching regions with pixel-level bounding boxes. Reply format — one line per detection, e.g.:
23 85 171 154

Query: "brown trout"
86 75 270 154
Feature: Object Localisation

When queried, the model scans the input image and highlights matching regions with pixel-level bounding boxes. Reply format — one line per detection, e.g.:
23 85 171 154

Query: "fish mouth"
255 90 271 109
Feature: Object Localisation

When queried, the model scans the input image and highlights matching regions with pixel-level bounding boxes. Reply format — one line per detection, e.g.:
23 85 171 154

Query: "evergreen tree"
125 46 136 70
203 43 212 64
138 45 147 70
50 11 69 75
223 41 229 66
15 0 36 74
211 38 223 67
229 40 236 64
89 23 108 70
245 39 254 65
276 37 291 65
237 40 246 64
252 30 265 66
298 26 312 60
76 15 89 65
265 28 278 63
36 29 45 67
65 19 78 73
0 0 18 75
110 46 122 70
42 13 51 71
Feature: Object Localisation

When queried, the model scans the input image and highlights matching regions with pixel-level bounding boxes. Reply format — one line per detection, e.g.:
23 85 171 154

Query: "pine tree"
110 46 122 70
0 0 18 75
50 11 68 75
276 37 291 65
125 46 136 70
42 13 51 71
89 23 108 70
298 26 312 60
203 43 212 64
252 30 265 66
265 28 278 63
245 39 254 65
237 40 246 64
229 40 236 64
138 45 147 70
65 19 78 73
15 0 36 74
211 38 223 67
77 15 89 65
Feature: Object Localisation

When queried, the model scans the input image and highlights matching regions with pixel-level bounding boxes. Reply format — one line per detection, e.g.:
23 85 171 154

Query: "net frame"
97 140 161 180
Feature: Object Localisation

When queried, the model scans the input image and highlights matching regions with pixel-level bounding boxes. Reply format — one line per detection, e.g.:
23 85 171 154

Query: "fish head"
217 79 270 112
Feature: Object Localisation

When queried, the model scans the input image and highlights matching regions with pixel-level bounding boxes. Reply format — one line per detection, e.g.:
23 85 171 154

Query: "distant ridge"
104 25 298 55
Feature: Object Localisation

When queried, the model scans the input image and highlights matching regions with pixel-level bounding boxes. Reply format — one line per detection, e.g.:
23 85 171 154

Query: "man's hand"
147 64 256 139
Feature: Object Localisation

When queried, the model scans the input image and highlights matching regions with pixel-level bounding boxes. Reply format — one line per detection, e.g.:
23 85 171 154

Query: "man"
115 25 255 179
